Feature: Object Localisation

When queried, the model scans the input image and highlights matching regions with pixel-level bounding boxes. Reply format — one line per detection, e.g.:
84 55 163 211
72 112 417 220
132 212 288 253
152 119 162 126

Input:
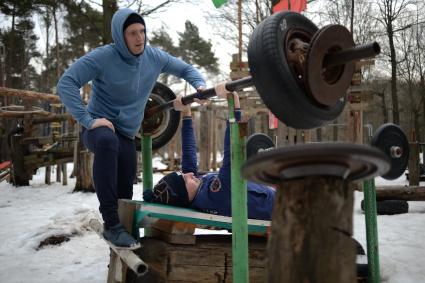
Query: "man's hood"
111 8 146 61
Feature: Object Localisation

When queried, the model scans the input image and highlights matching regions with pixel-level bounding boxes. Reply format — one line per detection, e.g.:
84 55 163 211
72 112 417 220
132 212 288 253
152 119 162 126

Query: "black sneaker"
103 223 141 250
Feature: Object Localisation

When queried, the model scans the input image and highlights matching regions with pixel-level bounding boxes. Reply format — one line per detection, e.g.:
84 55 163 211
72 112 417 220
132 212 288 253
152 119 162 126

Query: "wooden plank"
150 227 196 245
152 219 196 234
134 235 267 283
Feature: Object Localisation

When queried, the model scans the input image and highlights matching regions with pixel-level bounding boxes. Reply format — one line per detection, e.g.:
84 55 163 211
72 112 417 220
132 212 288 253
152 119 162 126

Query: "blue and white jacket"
182 110 275 220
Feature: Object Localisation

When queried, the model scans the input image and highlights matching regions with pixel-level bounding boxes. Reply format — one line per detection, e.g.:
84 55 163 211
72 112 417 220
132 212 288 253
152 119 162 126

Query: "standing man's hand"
91 118 115 132
173 95 192 117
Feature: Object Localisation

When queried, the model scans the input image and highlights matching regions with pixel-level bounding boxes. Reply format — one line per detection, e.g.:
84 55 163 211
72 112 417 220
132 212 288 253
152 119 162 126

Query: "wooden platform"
127 234 267 283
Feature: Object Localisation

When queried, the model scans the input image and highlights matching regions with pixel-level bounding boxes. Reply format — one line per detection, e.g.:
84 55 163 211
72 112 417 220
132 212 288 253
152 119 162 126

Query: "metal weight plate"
305 25 355 107
137 82 180 150
246 133 275 160
248 11 346 129
371 123 409 180
241 143 390 185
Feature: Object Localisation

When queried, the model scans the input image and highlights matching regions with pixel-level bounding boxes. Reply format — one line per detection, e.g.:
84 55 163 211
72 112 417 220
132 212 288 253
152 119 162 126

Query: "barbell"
141 11 381 150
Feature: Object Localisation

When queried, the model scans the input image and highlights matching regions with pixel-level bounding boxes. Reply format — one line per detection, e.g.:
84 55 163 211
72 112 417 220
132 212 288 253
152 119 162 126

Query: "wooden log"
73 125 94 192
0 110 51 118
0 87 61 102
374 186 425 201
268 177 356 283
10 134 31 186
32 114 73 124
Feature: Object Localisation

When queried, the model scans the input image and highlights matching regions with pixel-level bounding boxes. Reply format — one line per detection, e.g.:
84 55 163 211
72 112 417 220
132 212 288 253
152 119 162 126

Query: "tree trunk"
102 0 118 45
387 17 399 124
52 5 60 83
43 7 51 91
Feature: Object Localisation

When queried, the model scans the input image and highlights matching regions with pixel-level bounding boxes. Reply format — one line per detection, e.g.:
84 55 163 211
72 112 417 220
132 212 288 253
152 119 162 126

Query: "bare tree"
413 3 425 140
376 0 414 124
398 18 421 140
206 1 272 58
317 0 378 44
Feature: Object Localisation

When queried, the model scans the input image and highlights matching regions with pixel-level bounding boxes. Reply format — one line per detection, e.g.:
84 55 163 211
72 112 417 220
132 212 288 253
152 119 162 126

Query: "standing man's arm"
155 49 206 91
57 50 103 130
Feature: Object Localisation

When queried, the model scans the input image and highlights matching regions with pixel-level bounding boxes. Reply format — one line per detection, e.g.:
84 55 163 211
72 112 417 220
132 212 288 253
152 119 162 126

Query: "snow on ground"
0 161 424 283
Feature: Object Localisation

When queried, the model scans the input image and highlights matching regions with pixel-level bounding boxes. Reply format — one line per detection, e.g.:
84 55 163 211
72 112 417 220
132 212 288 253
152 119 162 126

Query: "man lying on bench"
143 83 276 221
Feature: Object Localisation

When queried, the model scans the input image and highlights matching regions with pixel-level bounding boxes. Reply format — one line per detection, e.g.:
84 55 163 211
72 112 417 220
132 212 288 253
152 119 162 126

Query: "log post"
62 163 68 186
10 134 31 186
73 125 94 192
241 143 390 283
269 177 355 283
45 165 51 185
408 142 420 186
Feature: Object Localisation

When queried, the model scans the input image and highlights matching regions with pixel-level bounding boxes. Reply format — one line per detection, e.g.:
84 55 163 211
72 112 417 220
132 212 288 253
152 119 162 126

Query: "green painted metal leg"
228 95 249 283
363 179 381 283
142 135 153 192
141 135 153 237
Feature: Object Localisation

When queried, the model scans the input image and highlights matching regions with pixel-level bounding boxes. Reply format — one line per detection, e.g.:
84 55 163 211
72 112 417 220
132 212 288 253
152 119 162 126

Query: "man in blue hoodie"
143 86 276 221
57 8 206 249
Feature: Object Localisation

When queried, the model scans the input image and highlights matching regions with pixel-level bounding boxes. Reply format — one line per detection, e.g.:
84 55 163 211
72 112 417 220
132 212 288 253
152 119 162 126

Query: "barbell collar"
144 76 254 118
323 41 381 68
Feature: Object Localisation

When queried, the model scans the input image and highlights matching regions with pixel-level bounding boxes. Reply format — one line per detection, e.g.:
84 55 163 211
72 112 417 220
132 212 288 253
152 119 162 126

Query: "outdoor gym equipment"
141 11 380 149
362 123 409 282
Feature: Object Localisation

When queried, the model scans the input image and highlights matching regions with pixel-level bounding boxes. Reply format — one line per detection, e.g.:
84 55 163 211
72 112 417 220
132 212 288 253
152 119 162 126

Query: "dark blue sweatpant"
82 127 137 227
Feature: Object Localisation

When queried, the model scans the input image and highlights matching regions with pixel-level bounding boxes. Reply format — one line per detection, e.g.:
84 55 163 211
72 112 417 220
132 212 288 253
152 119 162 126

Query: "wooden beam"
0 87 61 102
0 111 51 118
374 186 425 201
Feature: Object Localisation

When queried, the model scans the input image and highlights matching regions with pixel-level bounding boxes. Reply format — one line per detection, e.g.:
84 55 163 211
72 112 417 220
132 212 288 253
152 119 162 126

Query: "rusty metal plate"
138 82 180 150
305 25 355 107
241 143 390 185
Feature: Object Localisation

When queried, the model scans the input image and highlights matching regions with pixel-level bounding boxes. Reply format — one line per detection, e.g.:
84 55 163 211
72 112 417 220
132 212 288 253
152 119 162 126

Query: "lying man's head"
144 172 201 207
